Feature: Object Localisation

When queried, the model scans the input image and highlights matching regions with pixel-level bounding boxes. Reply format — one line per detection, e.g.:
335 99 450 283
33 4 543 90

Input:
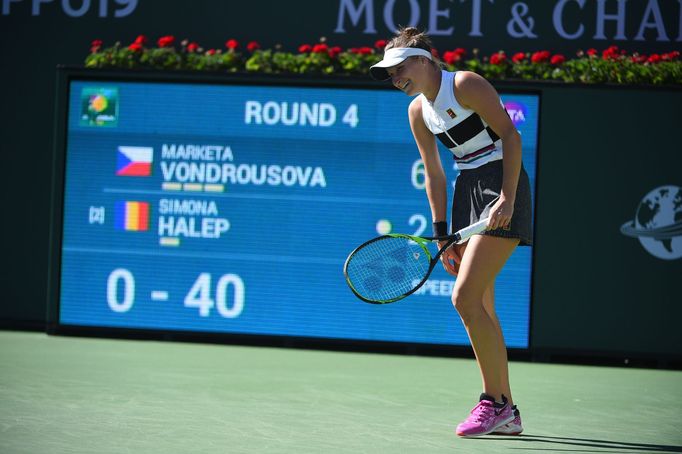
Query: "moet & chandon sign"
334 0 682 46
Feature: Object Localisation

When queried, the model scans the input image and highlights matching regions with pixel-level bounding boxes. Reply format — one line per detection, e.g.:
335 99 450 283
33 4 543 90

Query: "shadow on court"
474 434 682 453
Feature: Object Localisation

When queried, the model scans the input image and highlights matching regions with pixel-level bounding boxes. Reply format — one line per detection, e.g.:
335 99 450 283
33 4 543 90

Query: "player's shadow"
476 434 682 453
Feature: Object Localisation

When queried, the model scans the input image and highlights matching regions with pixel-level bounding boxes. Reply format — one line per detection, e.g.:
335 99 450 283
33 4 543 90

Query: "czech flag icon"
116 146 153 176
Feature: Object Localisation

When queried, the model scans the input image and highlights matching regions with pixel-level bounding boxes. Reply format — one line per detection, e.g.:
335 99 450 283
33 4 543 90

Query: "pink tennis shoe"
492 405 523 435
455 394 515 437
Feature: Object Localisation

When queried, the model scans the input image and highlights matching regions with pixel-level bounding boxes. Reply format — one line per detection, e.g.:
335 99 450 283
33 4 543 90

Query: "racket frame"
343 234 457 304
343 217 489 304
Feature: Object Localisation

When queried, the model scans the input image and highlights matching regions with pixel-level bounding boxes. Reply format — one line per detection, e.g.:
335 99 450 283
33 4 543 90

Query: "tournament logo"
115 201 150 231
503 101 527 127
620 185 682 260
116 146 153 176
80 87 118 127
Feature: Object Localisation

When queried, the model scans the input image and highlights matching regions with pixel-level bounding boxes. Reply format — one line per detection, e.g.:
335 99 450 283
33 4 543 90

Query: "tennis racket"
343 218 489 304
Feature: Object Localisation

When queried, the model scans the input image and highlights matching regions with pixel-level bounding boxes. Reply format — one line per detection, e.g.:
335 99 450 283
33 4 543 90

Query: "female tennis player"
369 27 532 437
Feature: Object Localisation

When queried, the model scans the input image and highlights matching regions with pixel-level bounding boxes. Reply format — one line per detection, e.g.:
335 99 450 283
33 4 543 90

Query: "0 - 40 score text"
107 269 245 318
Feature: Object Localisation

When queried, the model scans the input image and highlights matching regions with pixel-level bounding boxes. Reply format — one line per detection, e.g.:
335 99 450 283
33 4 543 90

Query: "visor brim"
369 56 408 81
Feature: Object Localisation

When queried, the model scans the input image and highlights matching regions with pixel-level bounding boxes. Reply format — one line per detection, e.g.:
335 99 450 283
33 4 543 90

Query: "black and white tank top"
420 70 504 170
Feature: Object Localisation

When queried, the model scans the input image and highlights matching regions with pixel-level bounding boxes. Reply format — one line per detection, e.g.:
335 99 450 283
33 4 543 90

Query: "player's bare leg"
482 284 513 405
451 234 519 402
452 234 519 436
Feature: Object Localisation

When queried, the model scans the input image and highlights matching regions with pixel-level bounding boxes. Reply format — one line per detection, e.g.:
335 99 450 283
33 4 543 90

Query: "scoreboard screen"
50 73 538 348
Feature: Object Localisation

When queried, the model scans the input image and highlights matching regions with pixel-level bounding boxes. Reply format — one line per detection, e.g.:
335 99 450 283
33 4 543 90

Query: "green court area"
1 331 680 454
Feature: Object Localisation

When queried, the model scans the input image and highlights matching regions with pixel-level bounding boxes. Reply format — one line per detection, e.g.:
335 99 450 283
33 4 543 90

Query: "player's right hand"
438 241 463 276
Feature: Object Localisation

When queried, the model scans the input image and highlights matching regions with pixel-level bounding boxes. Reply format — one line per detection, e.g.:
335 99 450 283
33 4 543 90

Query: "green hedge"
85 36 682 86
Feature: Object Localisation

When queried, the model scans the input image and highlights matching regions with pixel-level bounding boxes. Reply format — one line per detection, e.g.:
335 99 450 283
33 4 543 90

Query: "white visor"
369 47 433 80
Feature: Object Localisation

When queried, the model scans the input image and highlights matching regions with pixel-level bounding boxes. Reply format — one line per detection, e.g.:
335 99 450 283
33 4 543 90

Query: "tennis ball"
376 219 392 235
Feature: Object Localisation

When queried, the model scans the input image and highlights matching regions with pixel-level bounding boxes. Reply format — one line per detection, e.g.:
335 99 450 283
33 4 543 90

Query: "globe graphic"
621 185 682 260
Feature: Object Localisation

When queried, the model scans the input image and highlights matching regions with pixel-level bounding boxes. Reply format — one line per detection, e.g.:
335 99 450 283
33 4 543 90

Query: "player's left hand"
488 196 514 230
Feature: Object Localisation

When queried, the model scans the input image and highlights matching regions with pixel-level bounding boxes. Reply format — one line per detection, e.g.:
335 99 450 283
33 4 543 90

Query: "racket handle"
456 217 490 242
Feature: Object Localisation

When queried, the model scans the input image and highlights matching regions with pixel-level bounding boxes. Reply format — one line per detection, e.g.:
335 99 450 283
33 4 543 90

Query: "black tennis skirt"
451 159 533 246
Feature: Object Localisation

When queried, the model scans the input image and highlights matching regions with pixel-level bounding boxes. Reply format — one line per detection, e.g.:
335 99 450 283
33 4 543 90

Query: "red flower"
350 47 373 55
531 50 550 63
511 52 526 63
550 54 565 65
312 43 328 53
225 39 239 50
586 48 597 57
187 42 199 53
90 39 103 53
134 35 148 45
661 51 680 61
602 45 619 60
246 41 260 52
442 51 460 65
298 44 312 53
631 54 647 63
443 48 466 65
328 46 342 58
207 49 216 56
157 35 175 48
490 52 506 65
128 42 143 52
647 53 661 64
374 39 387 50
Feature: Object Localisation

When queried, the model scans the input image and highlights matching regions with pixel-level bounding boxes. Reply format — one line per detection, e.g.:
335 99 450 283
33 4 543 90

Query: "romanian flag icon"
116 146 153 176
115 201 150 231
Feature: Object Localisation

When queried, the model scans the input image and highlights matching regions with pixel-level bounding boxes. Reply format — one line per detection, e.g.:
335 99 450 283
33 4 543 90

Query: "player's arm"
408 98 458 276
408 97 448 227
455 71 522 230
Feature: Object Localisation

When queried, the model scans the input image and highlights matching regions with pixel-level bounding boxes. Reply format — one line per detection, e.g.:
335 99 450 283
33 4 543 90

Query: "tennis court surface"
1 331 680 453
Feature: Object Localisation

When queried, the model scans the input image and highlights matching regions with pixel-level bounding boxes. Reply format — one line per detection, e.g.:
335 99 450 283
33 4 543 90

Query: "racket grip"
456 217 490 242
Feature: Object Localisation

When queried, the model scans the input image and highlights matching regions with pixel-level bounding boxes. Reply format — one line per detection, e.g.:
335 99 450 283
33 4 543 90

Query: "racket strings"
345 237 432 302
